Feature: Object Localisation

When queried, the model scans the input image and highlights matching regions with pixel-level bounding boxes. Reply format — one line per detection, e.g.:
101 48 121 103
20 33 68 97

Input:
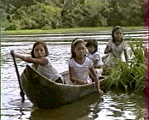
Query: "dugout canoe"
20 65 105 109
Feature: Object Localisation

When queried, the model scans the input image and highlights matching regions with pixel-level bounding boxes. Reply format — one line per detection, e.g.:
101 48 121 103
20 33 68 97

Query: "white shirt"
36 57 62 81
69 57 93 84
105 40 127 67
87 52 102 66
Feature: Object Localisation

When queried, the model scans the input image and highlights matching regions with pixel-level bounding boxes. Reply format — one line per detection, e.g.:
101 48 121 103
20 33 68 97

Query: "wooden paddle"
10 50 25 102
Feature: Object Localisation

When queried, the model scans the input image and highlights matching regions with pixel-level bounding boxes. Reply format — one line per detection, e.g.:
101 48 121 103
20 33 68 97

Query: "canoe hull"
21 65 98 109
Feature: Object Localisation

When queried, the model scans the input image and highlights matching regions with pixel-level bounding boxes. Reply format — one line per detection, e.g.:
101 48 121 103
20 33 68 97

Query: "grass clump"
103 39 146 93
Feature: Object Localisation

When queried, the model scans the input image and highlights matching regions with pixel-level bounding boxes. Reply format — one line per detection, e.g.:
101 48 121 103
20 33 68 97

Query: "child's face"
34 44 46 58
87 45 95 54
73 42 86 58
113 29 123 41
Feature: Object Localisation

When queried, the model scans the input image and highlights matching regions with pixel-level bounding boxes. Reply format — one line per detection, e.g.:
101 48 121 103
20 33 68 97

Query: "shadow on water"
26 92 145 120
29 93 102 120
29 94 101 120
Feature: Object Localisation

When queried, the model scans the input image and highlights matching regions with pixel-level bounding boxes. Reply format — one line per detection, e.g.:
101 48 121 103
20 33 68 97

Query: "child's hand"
98 89 103 96
10 50 15 56
108 48 113 52
79 80 87 85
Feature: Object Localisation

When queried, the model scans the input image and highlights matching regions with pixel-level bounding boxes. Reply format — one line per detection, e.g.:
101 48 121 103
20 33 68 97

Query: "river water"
2 30 147 42
1 41 145 120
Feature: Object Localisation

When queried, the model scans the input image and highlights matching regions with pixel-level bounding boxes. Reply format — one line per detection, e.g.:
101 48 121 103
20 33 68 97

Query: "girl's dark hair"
112 25 123 43
71 38 85 58
31 40 49 58
86 39 98 54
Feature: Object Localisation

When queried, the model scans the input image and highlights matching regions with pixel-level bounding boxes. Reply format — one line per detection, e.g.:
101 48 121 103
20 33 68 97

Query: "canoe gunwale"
24 65 98 87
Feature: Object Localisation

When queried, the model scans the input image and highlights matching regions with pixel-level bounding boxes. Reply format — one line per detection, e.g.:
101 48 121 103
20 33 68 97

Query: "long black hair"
70 38 85 58
86 39 98 54
31 40 49 58
112 26 123 43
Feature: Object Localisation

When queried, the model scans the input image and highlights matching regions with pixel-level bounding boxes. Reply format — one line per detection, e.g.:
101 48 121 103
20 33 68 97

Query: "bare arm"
104 45 117 58
93 53 103 68
104 45 112 54
69 66 86 84
93 59 102 68
12 51 48 65
94 59 100 68
89 66 103 95
124 49 128 62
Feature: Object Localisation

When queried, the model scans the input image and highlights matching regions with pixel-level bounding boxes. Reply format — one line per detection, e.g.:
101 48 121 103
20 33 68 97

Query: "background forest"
0 0 145 30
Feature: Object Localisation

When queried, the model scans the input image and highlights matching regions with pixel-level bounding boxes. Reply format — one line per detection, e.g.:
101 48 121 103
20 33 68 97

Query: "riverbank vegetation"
3 26 145 35
1 0 144 31
102 39 146 93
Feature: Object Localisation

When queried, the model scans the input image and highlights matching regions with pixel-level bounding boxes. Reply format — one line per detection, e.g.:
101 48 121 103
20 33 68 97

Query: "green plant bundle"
104 39 146 92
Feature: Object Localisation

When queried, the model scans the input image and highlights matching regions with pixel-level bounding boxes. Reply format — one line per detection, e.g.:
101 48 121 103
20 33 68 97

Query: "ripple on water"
87 92 145 120
1 98 32 120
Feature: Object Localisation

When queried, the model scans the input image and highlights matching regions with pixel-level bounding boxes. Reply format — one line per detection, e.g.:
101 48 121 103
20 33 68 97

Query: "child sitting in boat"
86 39 103 78
68 38 103 95
10 40 65 84
86 39 102 68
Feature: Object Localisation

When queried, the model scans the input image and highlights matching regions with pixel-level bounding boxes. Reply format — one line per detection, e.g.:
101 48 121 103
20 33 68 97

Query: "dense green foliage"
102 40 146 93
1 0 145 30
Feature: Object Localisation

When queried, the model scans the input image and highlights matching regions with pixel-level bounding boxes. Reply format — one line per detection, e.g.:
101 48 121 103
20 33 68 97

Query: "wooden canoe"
20 65 105 109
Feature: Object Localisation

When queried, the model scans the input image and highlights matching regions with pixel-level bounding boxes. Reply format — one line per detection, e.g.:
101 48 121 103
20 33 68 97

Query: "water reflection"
1 41 145 120
29 93 101 120
18 92 145 120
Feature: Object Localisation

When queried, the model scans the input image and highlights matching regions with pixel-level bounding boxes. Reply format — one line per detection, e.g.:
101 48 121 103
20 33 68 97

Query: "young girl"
86 39 102 68
11 40 64 83
104 26 128 68
68 38 103 95
86 39 103 78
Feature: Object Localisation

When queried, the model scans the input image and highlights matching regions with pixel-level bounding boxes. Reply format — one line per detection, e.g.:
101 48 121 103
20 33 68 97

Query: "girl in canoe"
68 38 103 95
86 39 102 68
11 40 65 83
103 26 128 68
86 39 103 78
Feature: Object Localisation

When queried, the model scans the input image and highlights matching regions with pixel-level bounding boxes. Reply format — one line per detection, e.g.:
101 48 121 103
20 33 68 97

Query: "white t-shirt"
87 52 102 66
105 40 127 67
69 57 93 84
36 57 62 81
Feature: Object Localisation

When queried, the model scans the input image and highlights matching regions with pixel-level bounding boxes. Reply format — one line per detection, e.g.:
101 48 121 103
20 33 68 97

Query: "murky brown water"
1 41 145 120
